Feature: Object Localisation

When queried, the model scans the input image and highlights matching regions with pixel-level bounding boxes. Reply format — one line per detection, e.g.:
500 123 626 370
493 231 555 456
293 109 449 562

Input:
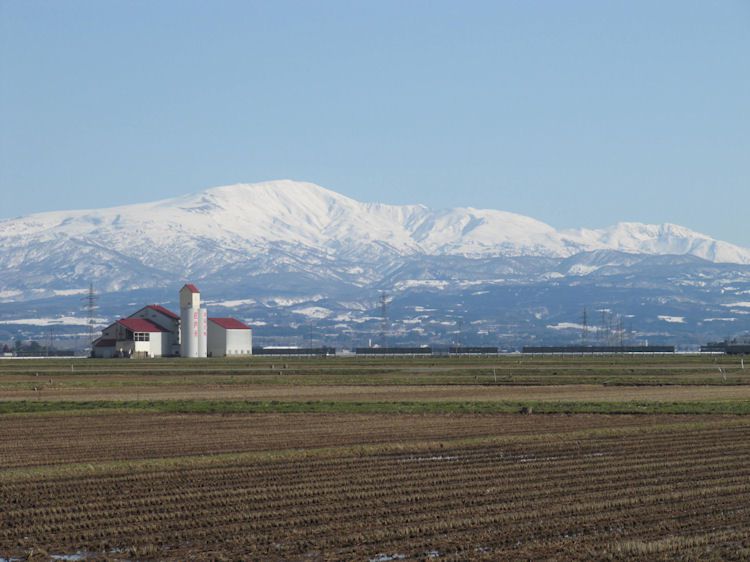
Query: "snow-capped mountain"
2 180 750 347
1 179 748 289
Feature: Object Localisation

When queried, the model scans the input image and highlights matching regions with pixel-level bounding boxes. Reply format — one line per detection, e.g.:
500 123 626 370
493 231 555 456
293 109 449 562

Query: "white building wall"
180 307 199 357
225 329 252 355
129 308 179 354
149 332 164 358
198 308 208 357
180 285 201 358
133 339 152 356
207 327 252 357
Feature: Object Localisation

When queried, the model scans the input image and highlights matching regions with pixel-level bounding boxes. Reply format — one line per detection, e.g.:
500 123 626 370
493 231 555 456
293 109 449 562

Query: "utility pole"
379 292 389 350
46 326 55 357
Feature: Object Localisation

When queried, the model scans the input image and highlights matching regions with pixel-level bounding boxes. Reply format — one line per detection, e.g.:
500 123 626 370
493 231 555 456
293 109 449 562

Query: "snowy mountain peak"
1 179 750 301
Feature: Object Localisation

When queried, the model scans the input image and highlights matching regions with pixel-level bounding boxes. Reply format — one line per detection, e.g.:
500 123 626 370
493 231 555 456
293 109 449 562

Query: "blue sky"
1 1 748 245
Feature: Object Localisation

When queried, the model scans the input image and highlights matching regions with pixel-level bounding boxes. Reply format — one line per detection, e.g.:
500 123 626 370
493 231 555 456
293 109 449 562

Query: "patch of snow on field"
369 554 406 562
658 315 685 323
50 553 88 561
402 455 459 462
518 455 562 463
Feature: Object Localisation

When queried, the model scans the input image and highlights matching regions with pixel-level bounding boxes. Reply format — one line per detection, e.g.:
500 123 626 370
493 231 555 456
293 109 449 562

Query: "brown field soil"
2 382 750 402
1 417 749 560
0 412 719 470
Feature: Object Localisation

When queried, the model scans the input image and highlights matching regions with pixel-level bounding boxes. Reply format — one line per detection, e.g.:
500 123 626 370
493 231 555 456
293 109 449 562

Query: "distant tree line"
1 340 75 357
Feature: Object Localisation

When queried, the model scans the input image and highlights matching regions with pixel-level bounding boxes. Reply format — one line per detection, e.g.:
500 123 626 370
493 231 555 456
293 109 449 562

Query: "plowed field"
0 412 714 469
1 356 749 560
2 417 749 560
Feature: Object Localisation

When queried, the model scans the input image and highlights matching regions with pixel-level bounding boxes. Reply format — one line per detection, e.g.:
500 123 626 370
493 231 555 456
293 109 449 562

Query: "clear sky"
1 1 748 245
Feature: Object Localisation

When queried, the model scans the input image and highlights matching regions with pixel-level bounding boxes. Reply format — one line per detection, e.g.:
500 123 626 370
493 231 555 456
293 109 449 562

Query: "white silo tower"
180 284 208 358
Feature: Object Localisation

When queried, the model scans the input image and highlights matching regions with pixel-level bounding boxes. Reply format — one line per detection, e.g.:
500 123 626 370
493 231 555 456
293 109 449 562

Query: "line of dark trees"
1 340 76 356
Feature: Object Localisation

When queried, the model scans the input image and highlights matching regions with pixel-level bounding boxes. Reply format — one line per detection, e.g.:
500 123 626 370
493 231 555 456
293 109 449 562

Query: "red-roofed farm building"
207 318 253 357
94 317 173 359
92 284 252 358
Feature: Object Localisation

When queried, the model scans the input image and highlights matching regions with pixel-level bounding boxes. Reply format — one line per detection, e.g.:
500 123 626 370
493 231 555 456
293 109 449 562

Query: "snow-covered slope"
563 223 750 264
1 179 750 299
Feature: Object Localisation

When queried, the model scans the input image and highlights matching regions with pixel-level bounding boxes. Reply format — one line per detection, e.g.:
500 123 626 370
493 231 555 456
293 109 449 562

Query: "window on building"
134 332 150 342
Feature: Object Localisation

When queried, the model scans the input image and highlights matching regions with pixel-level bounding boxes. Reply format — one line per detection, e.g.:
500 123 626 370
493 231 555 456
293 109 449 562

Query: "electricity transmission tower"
82 282 98 356
581 307 589 346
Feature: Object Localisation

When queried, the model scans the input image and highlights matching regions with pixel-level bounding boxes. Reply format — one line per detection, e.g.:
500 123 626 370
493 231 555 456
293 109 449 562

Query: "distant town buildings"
92 284 251 358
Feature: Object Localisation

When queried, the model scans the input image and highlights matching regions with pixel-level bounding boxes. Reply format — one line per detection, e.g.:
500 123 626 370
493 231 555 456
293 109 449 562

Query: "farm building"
91 284 252 358
93 318 171 359
207 318 252 356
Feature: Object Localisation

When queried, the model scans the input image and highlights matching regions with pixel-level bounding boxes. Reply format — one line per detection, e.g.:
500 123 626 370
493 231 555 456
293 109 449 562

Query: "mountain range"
1 180 749 348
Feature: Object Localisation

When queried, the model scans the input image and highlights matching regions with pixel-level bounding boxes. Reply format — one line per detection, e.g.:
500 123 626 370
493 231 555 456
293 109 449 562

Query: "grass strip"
2 399 750 416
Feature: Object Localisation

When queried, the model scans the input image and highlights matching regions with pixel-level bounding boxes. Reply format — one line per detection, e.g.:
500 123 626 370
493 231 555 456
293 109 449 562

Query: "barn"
93 318 171 358
207 317 253 357
91 284 252 358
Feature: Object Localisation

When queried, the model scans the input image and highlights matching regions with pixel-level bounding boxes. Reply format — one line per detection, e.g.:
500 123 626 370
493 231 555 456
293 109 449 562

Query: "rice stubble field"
1 355 749 560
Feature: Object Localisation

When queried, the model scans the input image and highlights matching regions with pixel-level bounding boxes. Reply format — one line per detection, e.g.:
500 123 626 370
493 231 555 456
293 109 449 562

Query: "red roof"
117 318 169 333
182 283 200 293
209 317 250 330
146 304 179 320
